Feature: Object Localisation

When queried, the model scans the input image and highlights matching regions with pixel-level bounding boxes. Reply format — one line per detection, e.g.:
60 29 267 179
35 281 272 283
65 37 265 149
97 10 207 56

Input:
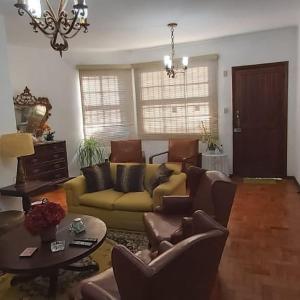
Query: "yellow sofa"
64 163 186 231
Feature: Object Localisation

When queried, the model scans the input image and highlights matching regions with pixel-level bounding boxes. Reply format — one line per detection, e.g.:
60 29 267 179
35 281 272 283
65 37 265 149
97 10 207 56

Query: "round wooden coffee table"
0 213 107 297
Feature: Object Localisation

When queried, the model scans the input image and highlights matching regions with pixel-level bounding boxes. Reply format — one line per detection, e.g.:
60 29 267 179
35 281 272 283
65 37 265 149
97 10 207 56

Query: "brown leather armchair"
149 139 201 172
143 166 236 250
78 211 229 300
109 139 145 163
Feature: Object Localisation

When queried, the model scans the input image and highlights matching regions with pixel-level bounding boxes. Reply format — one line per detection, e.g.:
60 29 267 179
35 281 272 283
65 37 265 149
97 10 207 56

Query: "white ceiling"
0 0 300 52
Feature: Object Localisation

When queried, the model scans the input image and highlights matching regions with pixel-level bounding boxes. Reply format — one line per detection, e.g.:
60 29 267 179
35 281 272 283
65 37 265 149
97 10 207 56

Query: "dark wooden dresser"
22 140 69 183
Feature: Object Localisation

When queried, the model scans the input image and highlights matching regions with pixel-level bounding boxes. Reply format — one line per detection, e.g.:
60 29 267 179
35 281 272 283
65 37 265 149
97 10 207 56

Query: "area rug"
0 231 149 300
0 239 115 300
243 178 282 184
106 229 149 252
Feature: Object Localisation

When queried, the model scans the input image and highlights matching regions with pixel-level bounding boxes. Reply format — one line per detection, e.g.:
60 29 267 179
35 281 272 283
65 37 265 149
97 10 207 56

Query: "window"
79 68 135 143
134 56 218 139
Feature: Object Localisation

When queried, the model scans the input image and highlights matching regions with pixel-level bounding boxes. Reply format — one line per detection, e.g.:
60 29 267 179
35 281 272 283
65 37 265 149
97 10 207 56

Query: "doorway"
232 62 288 177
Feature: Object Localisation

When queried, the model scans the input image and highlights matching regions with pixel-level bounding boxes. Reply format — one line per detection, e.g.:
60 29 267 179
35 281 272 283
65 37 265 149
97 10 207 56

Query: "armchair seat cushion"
144 212 184 248
114 192 153 212
79 189 124 210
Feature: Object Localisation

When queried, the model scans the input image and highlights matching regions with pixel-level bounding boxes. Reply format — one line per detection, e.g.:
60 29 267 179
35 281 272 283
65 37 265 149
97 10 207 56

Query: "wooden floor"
37 179 300 300
214 179 300 300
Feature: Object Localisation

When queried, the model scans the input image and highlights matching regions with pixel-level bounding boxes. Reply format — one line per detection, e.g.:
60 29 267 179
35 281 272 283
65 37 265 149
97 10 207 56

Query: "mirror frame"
13 87 52 137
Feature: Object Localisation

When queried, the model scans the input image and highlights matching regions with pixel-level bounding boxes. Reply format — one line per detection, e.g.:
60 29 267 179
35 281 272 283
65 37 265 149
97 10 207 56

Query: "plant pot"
40 225 57 243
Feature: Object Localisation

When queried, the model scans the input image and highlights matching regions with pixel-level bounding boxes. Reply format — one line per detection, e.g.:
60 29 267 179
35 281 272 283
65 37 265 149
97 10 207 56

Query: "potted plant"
77 137 106 168
201 121 222 153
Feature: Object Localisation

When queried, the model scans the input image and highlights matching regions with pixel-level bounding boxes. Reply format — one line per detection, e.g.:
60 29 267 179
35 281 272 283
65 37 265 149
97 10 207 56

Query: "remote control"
69 241 93 248
73 238 98 243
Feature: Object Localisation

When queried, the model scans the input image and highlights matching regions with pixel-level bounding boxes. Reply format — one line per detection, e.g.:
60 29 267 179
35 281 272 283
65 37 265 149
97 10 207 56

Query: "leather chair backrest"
112 226 228 300
110 139 144 163
188 167 237 227
168 139 199 163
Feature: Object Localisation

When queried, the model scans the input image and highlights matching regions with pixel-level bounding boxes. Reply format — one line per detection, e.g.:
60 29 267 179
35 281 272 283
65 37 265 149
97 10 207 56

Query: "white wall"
0 15 22 211
7 27 298 175
69 27 298 174
8 46 84 176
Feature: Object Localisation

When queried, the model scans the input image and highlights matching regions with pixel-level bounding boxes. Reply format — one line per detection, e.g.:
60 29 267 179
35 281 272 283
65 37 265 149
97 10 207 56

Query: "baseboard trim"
286 176 300 193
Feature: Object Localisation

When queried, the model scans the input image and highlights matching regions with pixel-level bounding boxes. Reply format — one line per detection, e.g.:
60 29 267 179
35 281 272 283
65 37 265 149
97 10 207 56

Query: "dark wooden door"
232 62 288 177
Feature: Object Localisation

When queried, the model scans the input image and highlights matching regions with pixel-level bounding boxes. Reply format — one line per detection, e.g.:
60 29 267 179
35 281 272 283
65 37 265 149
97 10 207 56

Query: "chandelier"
14 0 89 57
163 23 188 78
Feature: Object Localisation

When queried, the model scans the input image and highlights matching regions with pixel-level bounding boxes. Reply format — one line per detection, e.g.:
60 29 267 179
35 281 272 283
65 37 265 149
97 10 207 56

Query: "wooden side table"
0 179 68 212
202 152 229 175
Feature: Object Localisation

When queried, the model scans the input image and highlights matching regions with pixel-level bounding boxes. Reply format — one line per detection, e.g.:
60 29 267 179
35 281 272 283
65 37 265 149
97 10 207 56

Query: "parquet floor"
37 179 300 300
214 179 300 300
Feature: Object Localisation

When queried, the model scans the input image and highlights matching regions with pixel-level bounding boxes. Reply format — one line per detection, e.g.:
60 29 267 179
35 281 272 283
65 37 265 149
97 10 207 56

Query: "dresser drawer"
21 140 69 181
24 151 66 165
28 160 67 176
28 168 69 181
34 142 66 155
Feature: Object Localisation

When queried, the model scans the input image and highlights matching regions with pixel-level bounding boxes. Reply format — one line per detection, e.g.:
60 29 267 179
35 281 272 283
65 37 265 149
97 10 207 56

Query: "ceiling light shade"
14 0 90 57
163 23 188 78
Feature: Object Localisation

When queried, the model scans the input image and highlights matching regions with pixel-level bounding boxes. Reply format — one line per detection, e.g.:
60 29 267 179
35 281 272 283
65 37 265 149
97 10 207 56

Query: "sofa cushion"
114 192 153 212
79 189 124 210
81 163 113 193
114 164 145 193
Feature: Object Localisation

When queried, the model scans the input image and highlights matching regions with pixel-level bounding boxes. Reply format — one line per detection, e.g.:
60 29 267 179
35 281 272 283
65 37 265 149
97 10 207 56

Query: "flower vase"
40 225 57 243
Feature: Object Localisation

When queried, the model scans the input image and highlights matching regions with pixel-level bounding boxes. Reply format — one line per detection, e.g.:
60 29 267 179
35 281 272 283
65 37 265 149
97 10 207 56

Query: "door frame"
232 61 288 177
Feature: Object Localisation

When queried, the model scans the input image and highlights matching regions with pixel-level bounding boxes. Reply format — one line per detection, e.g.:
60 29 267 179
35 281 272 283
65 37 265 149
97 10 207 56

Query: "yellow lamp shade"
0 133 35 158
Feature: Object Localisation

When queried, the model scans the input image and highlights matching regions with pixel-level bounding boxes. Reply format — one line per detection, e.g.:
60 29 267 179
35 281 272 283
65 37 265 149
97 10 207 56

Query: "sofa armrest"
152 173 187 208
81 282 117 300
63 175 87 206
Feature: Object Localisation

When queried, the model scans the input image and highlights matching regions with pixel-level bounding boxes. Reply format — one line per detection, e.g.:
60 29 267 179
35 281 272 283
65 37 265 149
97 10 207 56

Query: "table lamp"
0 133 35 186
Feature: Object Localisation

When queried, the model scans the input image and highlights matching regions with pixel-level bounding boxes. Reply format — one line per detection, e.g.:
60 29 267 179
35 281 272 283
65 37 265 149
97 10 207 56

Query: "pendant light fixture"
14 0 89 57
163 23 188 78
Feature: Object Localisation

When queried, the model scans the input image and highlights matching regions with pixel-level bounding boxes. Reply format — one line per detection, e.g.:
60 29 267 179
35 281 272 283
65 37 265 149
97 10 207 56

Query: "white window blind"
79 68 135 143
134 56 218 139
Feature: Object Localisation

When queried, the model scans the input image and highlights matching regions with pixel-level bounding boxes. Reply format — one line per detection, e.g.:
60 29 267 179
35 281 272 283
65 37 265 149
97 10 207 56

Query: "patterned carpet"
0 230 148 300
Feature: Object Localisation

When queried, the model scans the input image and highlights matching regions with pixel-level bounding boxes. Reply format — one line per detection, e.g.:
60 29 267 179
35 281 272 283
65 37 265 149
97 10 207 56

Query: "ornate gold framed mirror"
14 87 52 137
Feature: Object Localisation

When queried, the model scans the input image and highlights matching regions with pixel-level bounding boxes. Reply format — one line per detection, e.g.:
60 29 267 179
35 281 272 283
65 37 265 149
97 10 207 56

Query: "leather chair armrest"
81 282 117 300
158 241 174 255
182 153 202 172
192 210 228 234
160 195 192 214
182 216 194 238
149 151 169 164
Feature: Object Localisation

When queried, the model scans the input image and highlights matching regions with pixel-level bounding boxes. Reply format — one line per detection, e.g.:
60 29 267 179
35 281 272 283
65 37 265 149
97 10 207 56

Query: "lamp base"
16 157 26 186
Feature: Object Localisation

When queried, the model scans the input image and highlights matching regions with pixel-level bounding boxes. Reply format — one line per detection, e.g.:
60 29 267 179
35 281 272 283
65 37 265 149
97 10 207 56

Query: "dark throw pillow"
114 164 145 193
81 162 113 193
147 163 174 195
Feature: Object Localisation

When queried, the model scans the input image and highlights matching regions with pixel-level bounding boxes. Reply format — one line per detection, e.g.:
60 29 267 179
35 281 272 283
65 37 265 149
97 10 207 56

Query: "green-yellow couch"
64 163 186 231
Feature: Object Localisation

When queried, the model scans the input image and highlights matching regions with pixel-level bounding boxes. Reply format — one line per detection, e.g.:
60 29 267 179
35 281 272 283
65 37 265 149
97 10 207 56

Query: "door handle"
234 110 241 133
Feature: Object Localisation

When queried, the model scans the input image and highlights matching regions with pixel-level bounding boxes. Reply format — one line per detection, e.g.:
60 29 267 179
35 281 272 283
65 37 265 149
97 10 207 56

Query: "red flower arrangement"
24 199 65 235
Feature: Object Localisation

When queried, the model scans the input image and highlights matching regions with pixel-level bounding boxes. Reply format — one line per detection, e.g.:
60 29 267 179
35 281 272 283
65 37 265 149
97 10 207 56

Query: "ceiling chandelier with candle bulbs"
164 23 188 78
14 0 89 57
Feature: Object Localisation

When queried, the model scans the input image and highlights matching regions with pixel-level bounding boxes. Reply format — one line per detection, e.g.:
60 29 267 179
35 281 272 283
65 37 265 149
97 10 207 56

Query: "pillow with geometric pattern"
81 162 113 193
114 164 145 193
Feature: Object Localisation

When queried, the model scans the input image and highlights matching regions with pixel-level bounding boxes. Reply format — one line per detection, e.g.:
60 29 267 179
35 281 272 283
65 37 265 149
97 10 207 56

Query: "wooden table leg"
22 195 31 212
48 270 58 297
